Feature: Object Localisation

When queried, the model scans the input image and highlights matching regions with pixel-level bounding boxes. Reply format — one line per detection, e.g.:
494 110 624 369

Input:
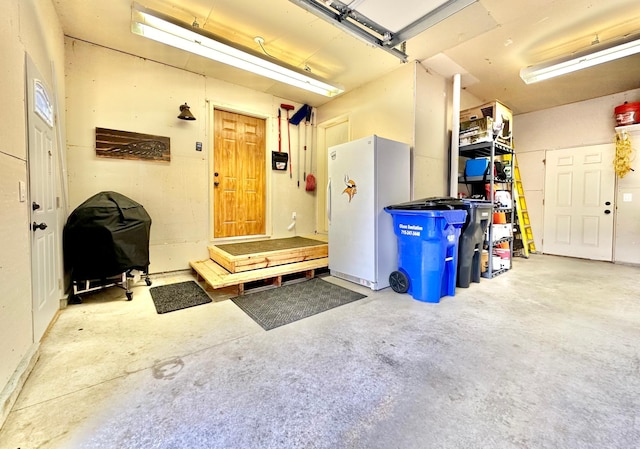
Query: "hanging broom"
305 108 316 192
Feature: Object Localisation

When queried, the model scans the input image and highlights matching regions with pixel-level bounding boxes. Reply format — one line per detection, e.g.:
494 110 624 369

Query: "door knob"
605 201 611 206
214 172 219 177
32 222 47 231
32 202 41 211
214 182 219 187
604 209 611 214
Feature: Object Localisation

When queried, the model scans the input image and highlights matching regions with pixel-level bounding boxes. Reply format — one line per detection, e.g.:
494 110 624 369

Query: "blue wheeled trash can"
384 198 467 303
456 199 493 288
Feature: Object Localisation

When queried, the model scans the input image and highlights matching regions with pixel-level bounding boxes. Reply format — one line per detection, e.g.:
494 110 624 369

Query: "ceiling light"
131 2 344 97
520 33 640 84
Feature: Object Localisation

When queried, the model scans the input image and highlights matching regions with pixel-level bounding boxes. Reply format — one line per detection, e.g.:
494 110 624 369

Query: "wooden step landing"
190 257 329 296
208 237 328 273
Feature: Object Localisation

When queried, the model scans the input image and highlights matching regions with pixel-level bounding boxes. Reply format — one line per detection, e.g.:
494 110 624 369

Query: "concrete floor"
1 254 639 449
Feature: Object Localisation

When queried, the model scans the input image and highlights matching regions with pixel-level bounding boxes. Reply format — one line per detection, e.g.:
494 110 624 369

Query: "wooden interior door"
213 109 266 238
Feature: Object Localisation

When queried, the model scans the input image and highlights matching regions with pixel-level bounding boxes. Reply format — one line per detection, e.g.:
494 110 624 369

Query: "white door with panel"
27 58 59 341
318 119 349 233
543 144 615 261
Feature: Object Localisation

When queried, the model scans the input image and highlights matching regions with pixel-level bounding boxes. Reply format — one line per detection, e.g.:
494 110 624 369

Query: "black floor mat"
231 278 366 330
149 281 212 314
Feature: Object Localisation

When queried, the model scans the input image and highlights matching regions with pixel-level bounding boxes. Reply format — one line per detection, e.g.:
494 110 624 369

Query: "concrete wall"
515 87 640 260
0 0 66 426
65 39 317 273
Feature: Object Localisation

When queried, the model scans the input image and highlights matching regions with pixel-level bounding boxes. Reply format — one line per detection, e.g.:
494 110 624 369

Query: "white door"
27 58 59 341
543 144 615 260
317 118 349 233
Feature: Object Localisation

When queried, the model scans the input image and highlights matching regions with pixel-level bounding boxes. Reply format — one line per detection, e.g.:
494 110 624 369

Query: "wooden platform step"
190 257 329 295
208 237 328 273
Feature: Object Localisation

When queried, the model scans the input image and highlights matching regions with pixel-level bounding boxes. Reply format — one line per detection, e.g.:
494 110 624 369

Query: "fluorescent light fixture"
520 34 640 84
131 2 344 97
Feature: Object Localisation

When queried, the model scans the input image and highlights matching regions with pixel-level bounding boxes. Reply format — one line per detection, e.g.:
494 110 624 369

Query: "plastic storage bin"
385 199 467 303
457 199 492 288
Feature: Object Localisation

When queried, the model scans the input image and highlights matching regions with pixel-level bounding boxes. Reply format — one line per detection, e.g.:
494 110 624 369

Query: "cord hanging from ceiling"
254 36 275 58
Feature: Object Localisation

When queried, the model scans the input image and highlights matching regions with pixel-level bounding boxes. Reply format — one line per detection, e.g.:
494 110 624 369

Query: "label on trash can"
398 223 422 237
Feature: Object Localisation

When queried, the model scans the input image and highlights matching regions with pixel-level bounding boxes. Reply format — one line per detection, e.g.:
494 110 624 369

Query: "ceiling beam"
289 0 478 62
289 0 408 62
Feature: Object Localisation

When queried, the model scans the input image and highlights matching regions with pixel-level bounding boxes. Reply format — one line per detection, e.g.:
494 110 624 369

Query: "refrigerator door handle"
327 178 331 225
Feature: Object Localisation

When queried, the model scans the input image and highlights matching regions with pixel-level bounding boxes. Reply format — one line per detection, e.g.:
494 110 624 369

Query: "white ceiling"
52 0 640 114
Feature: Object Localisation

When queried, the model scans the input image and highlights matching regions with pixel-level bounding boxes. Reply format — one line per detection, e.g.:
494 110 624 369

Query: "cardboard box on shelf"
459 117 494 146
460 100 513 147
491 223 512 241
481 250 489 273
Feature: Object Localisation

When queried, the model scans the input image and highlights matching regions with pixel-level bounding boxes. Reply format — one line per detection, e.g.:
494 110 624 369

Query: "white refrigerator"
327 135 410 290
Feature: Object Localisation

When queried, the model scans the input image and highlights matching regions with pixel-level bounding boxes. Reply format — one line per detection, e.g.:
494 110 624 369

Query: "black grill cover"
64 191 152 280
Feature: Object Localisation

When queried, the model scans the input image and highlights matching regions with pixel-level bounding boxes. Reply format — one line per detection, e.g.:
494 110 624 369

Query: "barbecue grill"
63 191 152 302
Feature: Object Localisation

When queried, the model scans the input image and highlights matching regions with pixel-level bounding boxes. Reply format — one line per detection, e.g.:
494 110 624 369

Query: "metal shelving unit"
459 140 514 278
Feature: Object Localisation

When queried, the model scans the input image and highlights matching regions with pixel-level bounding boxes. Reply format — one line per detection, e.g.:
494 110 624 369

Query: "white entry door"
27 58 59 341
543 144 615 261
317 119 349 233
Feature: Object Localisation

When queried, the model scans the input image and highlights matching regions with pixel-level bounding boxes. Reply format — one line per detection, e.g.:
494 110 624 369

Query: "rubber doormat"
149 281 212 314
231 278 366 330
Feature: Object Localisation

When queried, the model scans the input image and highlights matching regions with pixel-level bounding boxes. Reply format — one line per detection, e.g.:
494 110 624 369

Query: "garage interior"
1 0 640 447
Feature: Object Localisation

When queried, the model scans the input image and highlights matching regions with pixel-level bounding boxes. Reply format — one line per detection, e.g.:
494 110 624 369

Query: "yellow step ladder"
504 154 536 257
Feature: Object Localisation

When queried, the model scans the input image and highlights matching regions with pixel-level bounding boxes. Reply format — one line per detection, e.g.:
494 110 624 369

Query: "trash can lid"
385 196 466 211
460 198 493 210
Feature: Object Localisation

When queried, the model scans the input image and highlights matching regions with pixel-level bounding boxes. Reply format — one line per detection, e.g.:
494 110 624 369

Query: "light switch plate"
623 193 632 202
18 181 26 202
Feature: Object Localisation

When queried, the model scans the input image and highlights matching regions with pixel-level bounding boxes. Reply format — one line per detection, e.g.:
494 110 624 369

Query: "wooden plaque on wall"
95 127 170 162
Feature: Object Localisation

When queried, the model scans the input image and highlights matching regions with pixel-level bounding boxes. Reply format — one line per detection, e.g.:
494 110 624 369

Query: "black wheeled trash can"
456 199 492 288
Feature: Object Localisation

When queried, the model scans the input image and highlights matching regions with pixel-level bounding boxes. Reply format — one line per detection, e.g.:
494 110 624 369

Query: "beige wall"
0 0 66 426
414 63 451 198
314 62 416 229
65 39 317 273
316 61 454 198
317 62 415 145
316 62 478 203
515 87 640 261
614 123 640 264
